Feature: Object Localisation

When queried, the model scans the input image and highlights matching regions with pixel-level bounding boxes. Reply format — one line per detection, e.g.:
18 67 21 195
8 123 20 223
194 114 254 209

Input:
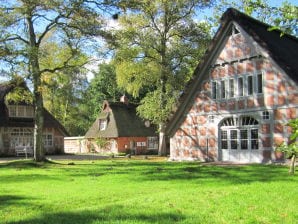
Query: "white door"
220 116 261 162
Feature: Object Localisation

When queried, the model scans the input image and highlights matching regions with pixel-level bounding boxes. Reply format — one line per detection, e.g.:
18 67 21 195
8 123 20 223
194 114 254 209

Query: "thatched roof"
0 79 69 136
85 101 157 138
165 8 298 137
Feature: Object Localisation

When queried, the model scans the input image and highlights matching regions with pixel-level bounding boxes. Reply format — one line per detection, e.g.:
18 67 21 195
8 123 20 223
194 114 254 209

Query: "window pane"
238 77 243 96
257 73 263 93
251 129 258 150
240 130 248 150
221 130 227 139
211 81 217 99
230 130 238 150
229 79 234 98
221 80 226 99
18 106 25 117
247 76 253 95
222 140 228 149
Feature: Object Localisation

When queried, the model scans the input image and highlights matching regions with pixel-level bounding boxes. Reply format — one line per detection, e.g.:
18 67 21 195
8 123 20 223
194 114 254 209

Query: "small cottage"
0 79 69 156
166 8 298 163
85 96 158 155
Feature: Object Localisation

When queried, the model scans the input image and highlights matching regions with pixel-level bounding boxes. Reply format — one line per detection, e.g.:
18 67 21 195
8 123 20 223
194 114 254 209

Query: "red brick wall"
170 31 298 162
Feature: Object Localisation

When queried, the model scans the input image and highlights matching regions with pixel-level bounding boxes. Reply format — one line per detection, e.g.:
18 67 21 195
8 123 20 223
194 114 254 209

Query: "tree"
277 119 298 175
112 0 212 155
84 63 123 122
212 0 298 37
0 0 115 161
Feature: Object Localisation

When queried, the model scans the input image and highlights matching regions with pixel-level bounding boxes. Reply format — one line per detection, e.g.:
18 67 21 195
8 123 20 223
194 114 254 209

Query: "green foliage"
277 118 298 157
113 0 212 125
4 76 33 104
95 137 109 149
82 63 124 123
212 0 298 37
276 118 298 175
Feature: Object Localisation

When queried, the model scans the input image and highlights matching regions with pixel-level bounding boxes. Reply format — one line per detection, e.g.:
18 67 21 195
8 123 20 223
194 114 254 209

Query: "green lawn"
0 158 297 224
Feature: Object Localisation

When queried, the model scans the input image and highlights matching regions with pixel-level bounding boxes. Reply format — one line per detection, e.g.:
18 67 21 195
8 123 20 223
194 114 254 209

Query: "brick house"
165 8 298 163
0 79 69 156
85 96 159 155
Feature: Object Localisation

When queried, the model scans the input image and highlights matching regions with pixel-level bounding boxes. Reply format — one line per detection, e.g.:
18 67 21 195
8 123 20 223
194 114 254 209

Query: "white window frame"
147 137 158 150
229 78 235 98
43 133 53 147
247 75 253 96
10 128 33 148
99 119 107 131
8 105 34 118
256 73 263 94
262 111 270 120
211 81 218 99
220 80 227 99
237 77 244 97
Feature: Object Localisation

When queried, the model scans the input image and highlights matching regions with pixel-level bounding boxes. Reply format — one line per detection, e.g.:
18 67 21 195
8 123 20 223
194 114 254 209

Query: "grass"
0 157 297 224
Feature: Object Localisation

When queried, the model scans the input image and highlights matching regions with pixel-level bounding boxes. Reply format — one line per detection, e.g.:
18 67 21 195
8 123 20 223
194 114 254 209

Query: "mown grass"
0 158 297 224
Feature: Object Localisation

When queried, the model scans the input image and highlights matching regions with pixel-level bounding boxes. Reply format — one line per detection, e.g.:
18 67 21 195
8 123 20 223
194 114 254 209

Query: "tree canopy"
0 0 116 161
111 0 213 155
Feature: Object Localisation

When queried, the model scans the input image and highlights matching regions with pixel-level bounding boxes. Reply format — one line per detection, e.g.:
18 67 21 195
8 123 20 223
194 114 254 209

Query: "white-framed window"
238 77 244 97
220 116 259 150
10 128 33 148
208 115 215 123
99 119 107 131
43 133 53 147
211 72 264 100
262 111 270 120
211 81 218 99
256 73 263 94
147 137 158 150
247 75 253 95
220 80 226 99
8 105 34 118
229 79 235 98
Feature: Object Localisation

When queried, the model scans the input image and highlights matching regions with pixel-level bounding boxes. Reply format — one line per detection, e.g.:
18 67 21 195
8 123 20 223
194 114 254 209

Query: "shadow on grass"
1 159 296 186
0 195 32 209
6 205 186 224
137 163 297 185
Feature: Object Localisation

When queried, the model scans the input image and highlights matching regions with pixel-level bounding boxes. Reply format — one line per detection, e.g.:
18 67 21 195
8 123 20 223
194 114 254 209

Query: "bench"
15 146 33 158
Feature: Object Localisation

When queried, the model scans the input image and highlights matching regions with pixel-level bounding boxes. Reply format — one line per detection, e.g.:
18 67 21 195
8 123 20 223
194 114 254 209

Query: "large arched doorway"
219 116 261 162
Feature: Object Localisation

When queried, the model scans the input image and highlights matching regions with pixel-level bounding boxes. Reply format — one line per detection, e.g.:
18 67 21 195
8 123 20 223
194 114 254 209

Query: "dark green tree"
212 0 298 37
0 0 115 161
112 0 213 155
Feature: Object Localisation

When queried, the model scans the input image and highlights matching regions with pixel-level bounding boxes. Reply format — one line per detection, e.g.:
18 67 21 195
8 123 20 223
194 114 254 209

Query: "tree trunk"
158 124 167 156
289 154 296 175
34 91 45 162
27 14 45 162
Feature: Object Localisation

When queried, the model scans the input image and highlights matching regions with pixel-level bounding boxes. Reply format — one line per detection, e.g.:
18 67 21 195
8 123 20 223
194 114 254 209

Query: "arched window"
220 116 259 151
221 116 258 127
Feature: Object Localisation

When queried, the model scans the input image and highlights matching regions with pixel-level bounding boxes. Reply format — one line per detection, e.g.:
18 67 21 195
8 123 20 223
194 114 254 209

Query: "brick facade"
170 31 298 162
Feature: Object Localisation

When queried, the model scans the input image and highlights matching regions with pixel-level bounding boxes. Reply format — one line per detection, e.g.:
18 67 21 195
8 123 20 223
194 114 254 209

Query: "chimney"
120 95 129 105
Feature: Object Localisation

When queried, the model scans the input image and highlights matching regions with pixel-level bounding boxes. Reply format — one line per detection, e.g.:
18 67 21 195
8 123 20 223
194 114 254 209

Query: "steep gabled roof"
0 79 69 136
222 8 298 82
85 101 157 138
165 8 298 137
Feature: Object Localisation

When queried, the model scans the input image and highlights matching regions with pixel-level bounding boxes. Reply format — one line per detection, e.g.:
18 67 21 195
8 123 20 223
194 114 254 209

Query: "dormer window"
8 105 34 118
99 119 107 131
